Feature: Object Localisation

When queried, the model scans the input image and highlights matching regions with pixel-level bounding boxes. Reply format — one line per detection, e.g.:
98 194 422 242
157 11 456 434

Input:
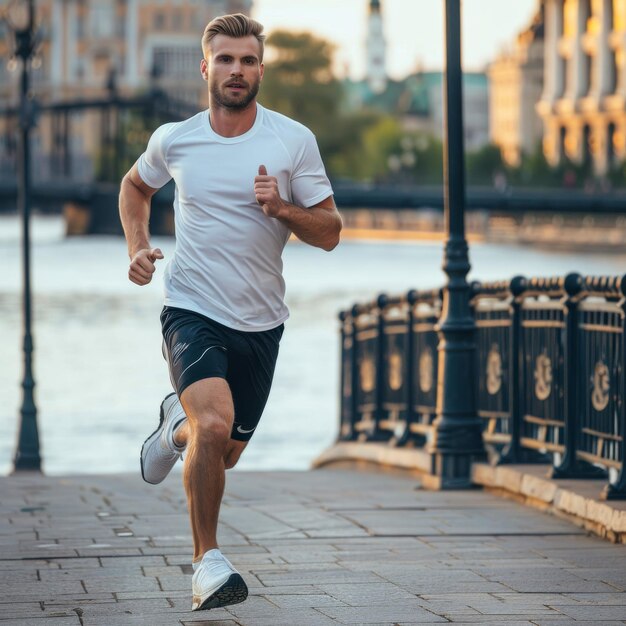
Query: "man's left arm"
254 165 342 252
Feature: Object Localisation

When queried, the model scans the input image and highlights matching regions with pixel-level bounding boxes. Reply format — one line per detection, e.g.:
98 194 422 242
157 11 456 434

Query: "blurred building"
537 0 626 175
366 0 387 94
345 71 490 152
0 0 252 106
488 5 545 166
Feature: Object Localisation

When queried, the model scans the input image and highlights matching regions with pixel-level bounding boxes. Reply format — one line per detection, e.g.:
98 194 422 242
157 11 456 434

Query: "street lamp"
4 0 42 472
425 0 484 488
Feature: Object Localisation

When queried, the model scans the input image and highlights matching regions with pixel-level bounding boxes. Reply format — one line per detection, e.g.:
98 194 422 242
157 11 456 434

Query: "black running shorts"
160 306 284 442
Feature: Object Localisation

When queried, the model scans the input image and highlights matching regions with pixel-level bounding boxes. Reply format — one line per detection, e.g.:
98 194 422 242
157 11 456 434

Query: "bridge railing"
338 289 441 444
0 92 199 185
573 276 626 498
338 273 626 500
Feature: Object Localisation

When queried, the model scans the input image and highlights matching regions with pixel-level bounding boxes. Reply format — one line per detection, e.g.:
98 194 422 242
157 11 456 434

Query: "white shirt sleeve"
290 129 334 208
136 123 174 189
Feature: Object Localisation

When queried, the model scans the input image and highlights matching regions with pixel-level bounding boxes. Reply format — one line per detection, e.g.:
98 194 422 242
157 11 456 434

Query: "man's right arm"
119 162 163 286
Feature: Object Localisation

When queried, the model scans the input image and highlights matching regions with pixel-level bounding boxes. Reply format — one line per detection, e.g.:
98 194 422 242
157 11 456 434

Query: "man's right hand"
128 248 164 286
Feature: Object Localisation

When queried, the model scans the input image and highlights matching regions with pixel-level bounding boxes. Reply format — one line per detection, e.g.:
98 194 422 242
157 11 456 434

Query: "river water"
1 215 624 476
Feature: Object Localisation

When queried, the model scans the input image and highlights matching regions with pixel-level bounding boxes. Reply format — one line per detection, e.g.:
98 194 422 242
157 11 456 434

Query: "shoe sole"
140 392 177 485
192 573 248 611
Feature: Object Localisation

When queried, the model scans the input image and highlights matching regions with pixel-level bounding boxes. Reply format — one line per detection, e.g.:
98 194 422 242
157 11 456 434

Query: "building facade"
538 0 626 175
366 0 387 95
344 71 489 152
488 5 545 166
0 0 252 105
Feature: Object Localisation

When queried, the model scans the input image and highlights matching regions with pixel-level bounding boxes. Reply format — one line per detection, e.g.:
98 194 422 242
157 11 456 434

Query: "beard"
210 76 260 110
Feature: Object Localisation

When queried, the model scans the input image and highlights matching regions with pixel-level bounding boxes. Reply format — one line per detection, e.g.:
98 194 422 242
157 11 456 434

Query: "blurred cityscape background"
1 0 626 476
2 0 626 190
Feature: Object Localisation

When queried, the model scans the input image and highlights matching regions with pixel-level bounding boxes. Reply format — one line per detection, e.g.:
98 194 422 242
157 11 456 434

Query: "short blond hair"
201 13 265 61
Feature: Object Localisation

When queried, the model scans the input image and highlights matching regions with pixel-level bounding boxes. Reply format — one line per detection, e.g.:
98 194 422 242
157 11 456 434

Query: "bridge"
3 93 626 235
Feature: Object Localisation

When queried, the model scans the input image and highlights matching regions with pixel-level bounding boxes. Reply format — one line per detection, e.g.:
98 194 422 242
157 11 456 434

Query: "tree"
465 144 505 186
260 30 342 155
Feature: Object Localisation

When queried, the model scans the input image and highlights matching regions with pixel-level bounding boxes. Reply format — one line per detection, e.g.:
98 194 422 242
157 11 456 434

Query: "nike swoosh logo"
236 425 256 434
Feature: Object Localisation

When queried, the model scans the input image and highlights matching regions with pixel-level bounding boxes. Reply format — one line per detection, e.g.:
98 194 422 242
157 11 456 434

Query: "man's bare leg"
177 377 234 561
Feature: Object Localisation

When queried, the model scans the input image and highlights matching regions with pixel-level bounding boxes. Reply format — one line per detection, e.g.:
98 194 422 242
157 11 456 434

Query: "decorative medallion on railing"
591 360 610 412
486 344 503 395
360 356 376 393
534 351 553 401
419 347 434 393
389 351 403 391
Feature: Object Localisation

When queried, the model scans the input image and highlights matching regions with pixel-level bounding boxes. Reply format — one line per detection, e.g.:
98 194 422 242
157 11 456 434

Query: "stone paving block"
554 604 626 620
255 568 387 587
226 606 338 625
82 575 162 594
315 582 419 605
75 598 172 616
317 601 447 623
181 621 240 625
142 565 184 576
400 620 535 626
247 561 345 573
245 584 322 595
0 618 81 625
115 590 187 601
0 580 86 597
181 620 241 626
140 546 194 556
531 622 626 626
100 555 167 568
52 558 101 569
373 567 488 585
10 548 80 560
0 603 54 620
261 592 347 608
0 559 60 570
158 575 192 591
41 594 116 606
81 615 189 626
76 548 143 557
560 592 626 604
567 567 626 587
449 618 564 624
438 615 570 623
399 581 512 594
40 568 145 582
0 570 39 583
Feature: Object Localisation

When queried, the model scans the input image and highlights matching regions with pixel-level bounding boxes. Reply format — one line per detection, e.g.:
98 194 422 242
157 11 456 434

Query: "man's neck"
208 101 258 138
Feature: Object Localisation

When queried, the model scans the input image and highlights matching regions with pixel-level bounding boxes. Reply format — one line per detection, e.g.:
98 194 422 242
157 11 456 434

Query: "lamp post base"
421 452 482 490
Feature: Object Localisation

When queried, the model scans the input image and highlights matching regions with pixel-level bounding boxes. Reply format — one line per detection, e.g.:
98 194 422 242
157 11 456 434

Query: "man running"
118 13 341 612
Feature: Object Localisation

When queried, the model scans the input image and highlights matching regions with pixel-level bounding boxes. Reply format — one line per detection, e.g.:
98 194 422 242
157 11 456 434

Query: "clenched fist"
128 247 164 286
254 164 285 218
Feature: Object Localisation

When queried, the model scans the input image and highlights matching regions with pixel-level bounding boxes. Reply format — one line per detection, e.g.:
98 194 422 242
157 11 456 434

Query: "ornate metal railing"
338 273 626 500
339 289 442 445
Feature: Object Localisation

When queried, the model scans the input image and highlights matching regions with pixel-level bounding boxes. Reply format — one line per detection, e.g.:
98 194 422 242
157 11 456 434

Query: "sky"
252 0 539 79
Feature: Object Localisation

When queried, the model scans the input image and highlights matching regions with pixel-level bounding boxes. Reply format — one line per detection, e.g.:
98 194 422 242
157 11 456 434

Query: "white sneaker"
191 549 248 611
140 393 187 484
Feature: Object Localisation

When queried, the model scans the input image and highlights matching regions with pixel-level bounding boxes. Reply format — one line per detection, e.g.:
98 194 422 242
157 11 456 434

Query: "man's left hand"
254 165 285 218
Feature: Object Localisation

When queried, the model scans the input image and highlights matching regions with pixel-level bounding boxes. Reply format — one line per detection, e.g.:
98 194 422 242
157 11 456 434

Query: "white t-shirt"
137 104 333 331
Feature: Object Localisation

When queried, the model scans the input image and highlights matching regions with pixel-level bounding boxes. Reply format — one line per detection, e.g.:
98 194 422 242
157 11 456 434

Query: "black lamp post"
426 0 484 488
6 0 42 472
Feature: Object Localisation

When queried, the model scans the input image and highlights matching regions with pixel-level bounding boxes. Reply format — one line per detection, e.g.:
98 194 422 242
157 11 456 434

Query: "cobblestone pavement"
1 468 625 625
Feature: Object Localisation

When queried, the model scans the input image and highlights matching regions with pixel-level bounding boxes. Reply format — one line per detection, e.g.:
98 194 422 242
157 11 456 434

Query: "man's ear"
200 58 208 81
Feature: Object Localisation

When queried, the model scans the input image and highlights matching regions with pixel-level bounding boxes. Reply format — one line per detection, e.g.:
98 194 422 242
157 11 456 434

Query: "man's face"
202 34 264 110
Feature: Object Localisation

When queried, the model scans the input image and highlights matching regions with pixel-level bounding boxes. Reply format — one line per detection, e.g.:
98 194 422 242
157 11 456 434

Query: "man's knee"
192 411 232 448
